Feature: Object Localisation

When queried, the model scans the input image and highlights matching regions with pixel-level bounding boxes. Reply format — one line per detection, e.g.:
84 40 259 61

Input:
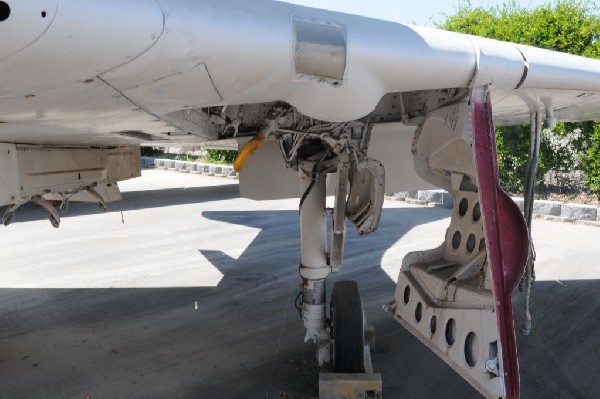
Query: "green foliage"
581 124 600 195
140 146 166 157
542 122 590 190
440 1 600 57
494 125 560 193
495 126 532 193
438 0 600 194
205 149 237 164
174 153 197 162
139 146 237 165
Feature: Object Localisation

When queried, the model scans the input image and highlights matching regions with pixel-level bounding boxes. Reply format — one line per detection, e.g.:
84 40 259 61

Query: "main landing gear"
295 142 384 399
233 106 385 397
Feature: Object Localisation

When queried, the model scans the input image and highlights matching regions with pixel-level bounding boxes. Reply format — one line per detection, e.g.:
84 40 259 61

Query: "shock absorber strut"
298 153 332 365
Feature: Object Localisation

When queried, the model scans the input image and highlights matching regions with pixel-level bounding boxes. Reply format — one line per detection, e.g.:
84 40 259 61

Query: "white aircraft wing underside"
1 0 600 146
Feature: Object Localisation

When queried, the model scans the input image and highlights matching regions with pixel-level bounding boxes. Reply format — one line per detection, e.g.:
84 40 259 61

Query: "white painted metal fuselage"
2 0 600 146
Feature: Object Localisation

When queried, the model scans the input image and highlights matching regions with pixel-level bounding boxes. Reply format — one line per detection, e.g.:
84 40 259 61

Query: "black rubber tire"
330 280 365 373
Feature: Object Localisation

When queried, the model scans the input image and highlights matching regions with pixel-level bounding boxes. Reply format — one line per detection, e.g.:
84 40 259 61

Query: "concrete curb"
387 190 454 209
141 157 238 179
142 159 599 225
391 190 600 225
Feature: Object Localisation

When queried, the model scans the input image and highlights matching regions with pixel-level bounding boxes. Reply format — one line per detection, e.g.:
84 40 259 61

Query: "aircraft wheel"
330 280 365 373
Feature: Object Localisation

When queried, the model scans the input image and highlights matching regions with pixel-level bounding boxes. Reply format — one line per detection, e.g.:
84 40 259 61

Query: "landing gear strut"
298 153 331 365
296 147 383 398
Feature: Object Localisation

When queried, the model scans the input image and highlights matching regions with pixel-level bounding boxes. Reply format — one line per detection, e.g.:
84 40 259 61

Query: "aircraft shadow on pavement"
1 203 598 398
194 206 485 398
0 183 240 225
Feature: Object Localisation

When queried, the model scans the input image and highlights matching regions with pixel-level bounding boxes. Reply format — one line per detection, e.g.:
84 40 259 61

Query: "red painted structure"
472 91 530 399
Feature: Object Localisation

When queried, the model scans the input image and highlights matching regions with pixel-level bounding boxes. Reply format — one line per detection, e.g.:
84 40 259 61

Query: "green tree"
437 0 600 194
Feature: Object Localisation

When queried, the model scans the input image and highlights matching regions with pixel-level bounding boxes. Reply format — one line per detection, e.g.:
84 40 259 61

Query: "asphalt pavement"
0 170 598 399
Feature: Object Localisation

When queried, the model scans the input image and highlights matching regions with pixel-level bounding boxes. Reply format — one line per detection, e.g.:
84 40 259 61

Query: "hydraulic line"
521 111 542 335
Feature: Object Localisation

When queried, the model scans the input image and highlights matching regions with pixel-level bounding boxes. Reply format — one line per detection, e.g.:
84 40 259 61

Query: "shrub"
140 146 165 157
581 124 600 196
205 149 237 164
